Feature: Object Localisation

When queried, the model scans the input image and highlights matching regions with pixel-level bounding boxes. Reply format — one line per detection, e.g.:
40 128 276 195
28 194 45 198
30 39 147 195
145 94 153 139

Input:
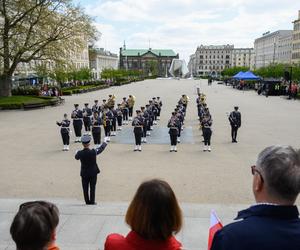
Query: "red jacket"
105 231 182 250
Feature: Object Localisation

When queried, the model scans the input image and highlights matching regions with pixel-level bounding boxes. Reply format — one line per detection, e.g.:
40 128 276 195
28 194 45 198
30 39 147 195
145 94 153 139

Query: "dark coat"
211 204 300 250
75 143 107 178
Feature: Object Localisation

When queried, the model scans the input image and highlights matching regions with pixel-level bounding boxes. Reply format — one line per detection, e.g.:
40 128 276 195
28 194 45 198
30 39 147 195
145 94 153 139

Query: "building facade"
119 47 179 77
89 48 118 79
254 30 293 69
188 53 196 77
191 45 234 76
292 10 300 64
231 48 254 68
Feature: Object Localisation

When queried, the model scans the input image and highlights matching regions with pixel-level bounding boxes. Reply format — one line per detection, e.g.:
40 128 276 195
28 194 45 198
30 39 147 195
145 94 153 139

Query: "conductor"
75 135 108 205
229 106 241 143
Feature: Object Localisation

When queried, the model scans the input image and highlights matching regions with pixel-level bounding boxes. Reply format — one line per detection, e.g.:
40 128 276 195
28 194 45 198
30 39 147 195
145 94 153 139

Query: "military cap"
81 135 91 144
74 104 79 107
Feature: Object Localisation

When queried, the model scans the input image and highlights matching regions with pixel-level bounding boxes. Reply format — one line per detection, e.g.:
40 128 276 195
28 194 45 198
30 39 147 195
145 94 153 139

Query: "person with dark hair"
56 113 70 151
211 145 300 250
121 97 129 125
116 104 123 131
75 135 107 205
104 179 183 250
10 201 60 250
141 106 149 143
229 106 241 143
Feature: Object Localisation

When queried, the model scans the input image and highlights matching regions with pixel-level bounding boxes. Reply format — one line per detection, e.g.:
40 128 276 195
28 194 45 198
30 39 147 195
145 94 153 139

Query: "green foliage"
12 86 40 96
222 67 250 77
0 96 56 109
101 69 143 83
145 60 159 76
254 63 300 80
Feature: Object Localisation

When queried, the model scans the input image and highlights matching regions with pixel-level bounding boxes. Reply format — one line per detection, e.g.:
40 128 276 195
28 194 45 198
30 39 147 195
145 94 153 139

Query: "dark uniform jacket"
75 143 107 178
56 119 70 134
211 205 300 250
229 111 241 127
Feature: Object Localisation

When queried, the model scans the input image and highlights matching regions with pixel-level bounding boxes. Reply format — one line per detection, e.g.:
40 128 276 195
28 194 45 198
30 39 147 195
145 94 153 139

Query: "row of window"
293 33 300 40
198 50 232 54
292 52 300 59
199 60 230 65
294 22 300 31
199 55 230 59
293 42 300 50
198 65 225 70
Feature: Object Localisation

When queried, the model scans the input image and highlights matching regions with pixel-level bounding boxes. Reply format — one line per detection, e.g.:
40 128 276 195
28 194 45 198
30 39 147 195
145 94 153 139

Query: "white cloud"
84 0 300 61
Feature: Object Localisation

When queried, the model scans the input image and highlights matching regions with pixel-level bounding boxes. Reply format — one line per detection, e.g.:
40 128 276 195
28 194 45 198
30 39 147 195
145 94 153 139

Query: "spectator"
104 179 183 250
10 201 60 250
211 145 300 250
291 83 299 100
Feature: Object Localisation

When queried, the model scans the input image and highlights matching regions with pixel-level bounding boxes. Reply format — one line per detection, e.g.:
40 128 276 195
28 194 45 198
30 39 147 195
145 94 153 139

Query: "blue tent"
233 71 245 79
241 71 260 80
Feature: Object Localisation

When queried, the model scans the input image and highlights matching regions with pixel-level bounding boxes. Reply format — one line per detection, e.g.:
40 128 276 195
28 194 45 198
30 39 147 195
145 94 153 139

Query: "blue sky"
75 0 299 61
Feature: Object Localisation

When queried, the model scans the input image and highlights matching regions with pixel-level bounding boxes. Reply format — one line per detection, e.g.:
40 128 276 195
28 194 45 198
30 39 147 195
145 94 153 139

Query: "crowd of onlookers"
39 86 60 97
8 145 300 250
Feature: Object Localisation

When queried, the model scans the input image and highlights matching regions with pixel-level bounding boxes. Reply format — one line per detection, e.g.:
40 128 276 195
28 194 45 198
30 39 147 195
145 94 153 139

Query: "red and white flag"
207 210 223 250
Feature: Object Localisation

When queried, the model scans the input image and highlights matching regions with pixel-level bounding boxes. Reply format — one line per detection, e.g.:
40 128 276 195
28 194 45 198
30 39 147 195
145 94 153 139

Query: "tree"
0 0 98 96
221 66 249 77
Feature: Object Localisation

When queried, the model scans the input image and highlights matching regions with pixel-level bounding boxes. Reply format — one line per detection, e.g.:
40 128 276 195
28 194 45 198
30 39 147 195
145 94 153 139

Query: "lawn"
0 96 56 109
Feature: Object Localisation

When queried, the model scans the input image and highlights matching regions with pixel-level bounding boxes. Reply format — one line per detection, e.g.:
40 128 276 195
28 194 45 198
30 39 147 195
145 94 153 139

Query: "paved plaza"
0 79 299 249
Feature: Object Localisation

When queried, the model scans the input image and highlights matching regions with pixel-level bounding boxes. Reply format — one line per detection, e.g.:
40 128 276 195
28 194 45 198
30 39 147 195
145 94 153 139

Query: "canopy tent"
233 71 260 80
233 71 245 79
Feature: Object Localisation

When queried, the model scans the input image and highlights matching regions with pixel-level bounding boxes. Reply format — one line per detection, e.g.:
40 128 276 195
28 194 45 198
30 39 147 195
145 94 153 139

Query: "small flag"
208 210 223 250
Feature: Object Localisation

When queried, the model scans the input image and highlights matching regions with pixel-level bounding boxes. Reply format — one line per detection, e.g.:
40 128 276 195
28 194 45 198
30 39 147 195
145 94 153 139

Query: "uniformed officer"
56 113 70 151
71 104 83 142
115 104 123 131
132 110 144 152
156 96 163 120
100 99 107 112
75 135 107 205
107 94 115 109
168 112 180 152
91 112 102 148
92 100 100 114
229 106 241 143
83 103 92 134
128 95 136 121
201 109 213 152
145 104 152 136
103 107 114 142
121 97 129 125
141 106 149 143
175 108 184 143
110 107 117 136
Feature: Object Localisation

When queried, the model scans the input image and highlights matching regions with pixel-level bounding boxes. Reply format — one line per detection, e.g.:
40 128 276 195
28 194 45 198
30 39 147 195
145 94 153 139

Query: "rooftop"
120 49 177 57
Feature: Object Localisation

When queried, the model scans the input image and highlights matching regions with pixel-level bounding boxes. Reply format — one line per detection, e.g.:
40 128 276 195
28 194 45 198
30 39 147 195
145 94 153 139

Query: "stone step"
0 198 246 250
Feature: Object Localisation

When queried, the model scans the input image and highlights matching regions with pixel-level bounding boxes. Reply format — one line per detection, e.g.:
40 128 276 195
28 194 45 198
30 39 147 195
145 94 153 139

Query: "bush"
62 90 72 96
12 86 40 96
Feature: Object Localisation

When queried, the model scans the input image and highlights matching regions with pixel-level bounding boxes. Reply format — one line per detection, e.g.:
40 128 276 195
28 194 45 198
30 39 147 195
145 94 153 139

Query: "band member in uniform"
104 108 113 142
201 110 213 152
229 106 241 143
110 107 117 136
100 99 107 112
141 106 149 143
148 100 156 129
91 112 102 148
56 113 70 151
156 96 163 120
175 108 183 143
107 94 115 109
121 97 129 125
75 135 107 205
132 110 144 152
92 100 100 114
116 104 123 131
128 95 135 120
168 112 180 152
152 97 158 123
145 104 152 136
71 104 83 142
83 103 92 134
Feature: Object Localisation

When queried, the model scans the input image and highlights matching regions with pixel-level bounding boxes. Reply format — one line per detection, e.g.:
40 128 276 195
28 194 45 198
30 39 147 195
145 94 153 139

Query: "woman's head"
10 201 59 250
125 179 182 241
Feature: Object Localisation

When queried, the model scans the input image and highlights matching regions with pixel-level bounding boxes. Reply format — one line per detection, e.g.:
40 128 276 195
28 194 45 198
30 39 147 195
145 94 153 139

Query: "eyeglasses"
251 165 264 182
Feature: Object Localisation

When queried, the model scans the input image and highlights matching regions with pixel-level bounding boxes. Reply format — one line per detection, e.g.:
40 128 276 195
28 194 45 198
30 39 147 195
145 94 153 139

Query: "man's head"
74 104 79 110
10 201 59 250
252 145 300 205
84 103 89 107
81 135 91 148
234 106 239 111
94 100 98 104
63 113 68 119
